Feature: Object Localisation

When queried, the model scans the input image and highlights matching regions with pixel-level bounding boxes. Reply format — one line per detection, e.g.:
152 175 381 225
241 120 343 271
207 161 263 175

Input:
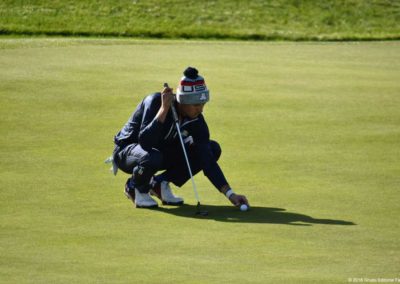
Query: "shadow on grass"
154 204 356 226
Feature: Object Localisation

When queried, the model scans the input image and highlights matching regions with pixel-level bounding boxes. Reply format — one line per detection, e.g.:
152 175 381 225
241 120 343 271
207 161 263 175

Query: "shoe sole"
162 200 184 206
136 204 159 209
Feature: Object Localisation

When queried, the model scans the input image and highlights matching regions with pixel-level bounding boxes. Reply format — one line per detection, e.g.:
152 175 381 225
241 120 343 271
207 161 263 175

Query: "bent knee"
209 140 222 161
141 150 163 170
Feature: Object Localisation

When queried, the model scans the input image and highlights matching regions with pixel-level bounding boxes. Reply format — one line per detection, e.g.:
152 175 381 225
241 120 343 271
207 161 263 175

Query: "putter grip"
164 83 179 123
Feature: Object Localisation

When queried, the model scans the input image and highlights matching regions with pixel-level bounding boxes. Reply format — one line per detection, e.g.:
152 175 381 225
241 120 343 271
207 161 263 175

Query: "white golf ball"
240 204 248 212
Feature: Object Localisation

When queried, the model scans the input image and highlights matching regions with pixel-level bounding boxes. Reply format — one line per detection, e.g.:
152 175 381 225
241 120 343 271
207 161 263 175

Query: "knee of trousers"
138 150 164 171
209 140 222 161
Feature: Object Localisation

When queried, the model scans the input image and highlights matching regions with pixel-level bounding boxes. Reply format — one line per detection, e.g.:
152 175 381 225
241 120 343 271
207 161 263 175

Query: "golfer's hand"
156 86 175 123
161 85 174 110
229 193 249 207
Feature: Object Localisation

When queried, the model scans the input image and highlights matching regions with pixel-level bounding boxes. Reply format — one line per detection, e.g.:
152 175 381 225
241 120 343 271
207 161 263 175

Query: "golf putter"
163 83 208 216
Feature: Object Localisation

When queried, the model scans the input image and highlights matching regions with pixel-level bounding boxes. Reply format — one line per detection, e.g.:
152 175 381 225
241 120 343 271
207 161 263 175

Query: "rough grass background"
0 0 400 40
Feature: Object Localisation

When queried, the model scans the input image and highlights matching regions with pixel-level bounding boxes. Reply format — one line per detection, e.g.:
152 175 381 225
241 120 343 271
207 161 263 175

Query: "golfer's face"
182 103 205 119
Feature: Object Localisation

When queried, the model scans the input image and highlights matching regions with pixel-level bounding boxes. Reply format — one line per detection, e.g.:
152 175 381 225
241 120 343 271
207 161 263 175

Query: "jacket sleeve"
138 94 164 151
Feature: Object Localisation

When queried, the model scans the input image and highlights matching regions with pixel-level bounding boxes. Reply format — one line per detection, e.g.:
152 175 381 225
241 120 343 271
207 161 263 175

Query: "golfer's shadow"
155 204 356 226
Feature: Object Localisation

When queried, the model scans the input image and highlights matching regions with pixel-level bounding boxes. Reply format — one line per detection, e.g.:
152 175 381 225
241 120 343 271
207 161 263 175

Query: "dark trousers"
114 140 221 193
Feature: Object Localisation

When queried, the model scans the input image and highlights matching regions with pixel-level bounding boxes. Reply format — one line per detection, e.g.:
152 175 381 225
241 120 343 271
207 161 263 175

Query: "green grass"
0 0 400 40
1 38 399 283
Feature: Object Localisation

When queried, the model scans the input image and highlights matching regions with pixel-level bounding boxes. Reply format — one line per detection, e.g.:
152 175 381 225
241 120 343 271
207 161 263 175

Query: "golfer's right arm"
156 85 174 123
138 88 174 151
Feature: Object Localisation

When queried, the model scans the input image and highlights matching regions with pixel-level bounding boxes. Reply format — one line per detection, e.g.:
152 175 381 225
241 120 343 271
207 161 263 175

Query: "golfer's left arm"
200 154 250 207
220 184 250 207
195 125 249 207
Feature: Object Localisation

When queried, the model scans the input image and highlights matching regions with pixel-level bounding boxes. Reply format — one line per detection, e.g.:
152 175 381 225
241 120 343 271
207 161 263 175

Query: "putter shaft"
164 83 202 206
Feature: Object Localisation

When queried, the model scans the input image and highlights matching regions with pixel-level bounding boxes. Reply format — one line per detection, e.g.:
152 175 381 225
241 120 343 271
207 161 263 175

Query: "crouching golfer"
112 67 249 208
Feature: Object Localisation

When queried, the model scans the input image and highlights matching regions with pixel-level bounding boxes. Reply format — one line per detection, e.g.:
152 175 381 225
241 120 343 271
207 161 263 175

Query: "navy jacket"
114 93 228 190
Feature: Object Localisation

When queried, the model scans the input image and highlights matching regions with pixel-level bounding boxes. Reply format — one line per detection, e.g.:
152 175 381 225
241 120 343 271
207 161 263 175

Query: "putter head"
195 202 208 216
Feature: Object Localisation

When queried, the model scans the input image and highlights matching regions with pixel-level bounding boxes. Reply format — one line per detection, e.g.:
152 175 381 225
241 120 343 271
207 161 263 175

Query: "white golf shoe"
150 181 184 205
125 181 158 208
134 189 158 208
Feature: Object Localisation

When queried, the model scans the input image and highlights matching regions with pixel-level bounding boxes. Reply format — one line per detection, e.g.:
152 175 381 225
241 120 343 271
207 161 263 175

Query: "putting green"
1 38 399 283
